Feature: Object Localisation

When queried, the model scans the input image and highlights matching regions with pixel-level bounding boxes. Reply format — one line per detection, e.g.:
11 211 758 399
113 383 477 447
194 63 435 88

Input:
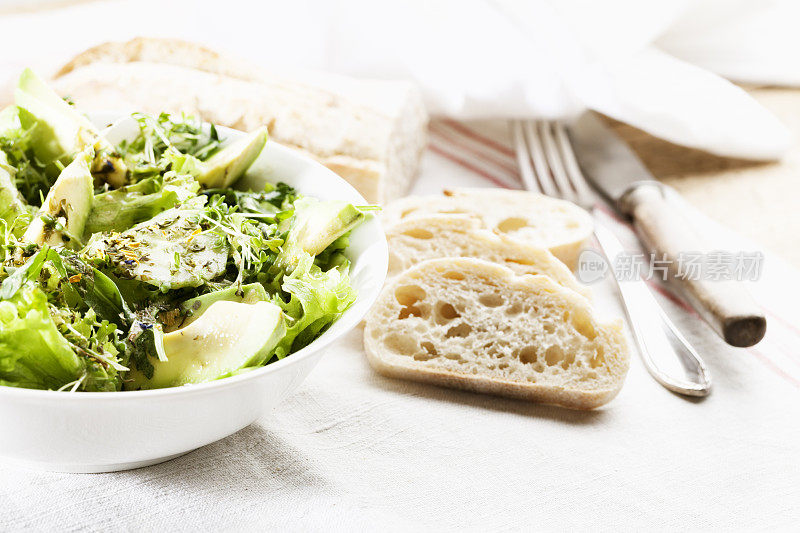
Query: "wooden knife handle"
619 182 766 347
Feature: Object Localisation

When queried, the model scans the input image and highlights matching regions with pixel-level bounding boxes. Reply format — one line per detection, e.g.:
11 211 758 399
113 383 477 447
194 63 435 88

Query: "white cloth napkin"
0 0 796 160
2 121 799 530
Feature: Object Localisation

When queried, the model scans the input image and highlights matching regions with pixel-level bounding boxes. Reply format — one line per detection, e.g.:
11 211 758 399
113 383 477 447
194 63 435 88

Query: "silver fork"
511 120 712 397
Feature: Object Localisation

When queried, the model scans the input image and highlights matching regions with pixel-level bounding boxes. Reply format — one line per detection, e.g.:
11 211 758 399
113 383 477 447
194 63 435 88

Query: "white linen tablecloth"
2 121 800 530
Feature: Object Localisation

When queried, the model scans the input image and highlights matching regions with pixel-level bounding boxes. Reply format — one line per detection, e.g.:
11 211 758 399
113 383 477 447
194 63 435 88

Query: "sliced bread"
52 38 428 204
381 189 594 269
364 258 629 409
385 214 590 298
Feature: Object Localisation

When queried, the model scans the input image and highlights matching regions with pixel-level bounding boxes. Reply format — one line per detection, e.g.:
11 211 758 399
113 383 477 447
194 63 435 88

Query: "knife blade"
568 113 766 348
567 113 658 206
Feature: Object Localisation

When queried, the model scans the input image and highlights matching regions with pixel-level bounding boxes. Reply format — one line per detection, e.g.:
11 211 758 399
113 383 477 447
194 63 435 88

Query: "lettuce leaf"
0 245 52 300
0 150 31 235
272 255 356 359
0 283 85 390
49 304 128 391
0 106 56 205
61 255 133 329
84 172 199 236
0 249 129 391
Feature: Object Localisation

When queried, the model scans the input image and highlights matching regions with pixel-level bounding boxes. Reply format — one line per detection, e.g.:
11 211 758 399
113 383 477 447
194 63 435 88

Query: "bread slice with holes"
385 214 590 298
381 189 593 269
364 258 629 409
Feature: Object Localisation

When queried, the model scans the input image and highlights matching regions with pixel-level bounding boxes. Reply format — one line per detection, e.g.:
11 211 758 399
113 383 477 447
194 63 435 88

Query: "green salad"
0 69 370 392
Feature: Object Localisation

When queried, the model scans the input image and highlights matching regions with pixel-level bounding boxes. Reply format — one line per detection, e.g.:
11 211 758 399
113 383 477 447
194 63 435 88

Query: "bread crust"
56 37 259 81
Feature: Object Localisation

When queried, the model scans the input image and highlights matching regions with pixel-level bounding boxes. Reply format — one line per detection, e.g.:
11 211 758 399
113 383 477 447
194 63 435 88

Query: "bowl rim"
0 113 388 401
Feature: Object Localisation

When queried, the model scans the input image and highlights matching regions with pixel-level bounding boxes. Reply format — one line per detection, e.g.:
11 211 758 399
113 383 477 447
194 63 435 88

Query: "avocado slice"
83 205 229 291
0 151 29 235
196 126 267 188
178 282 268 328
286 197 365 257
22 149 93 248
128 299 286 389
15 69 127 187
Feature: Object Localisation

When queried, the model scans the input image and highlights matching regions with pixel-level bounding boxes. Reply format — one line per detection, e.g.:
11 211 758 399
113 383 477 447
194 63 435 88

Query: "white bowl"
0 114 388 473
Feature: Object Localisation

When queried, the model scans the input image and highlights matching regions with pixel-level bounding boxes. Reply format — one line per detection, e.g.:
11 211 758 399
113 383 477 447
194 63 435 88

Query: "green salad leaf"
84 172 200 236
0 150 31 234
201 181 298 215
0 283 125 391
0 283 85 390
0 245 53 300
50 305 128 391
273 259 356 359
118 112 221 179
62 255 133 329
0 106 57 206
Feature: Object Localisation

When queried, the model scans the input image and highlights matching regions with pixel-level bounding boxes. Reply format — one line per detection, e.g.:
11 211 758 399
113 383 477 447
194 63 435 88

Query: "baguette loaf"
381 189 593 269
386 214 590 298
364 258 629 409
52 38 428 204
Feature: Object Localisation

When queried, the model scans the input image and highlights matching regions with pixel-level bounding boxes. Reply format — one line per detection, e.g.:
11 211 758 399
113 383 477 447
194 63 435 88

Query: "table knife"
568 113 766 347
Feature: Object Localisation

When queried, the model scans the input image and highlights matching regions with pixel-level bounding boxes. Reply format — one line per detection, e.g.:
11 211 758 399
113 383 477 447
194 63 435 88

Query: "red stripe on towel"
749 347 800 389
762 306 800 338
430 122 519 175
441 119 516 157
428 143 516 190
